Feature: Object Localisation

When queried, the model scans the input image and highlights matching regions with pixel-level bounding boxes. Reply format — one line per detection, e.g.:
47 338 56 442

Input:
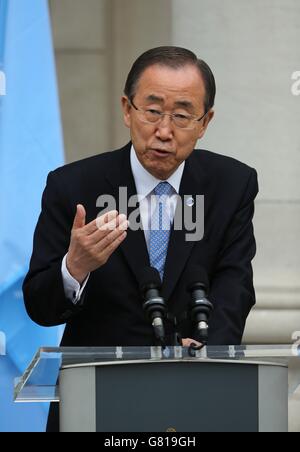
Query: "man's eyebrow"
174 100 194 109
145 95 195 110
145 94 164 103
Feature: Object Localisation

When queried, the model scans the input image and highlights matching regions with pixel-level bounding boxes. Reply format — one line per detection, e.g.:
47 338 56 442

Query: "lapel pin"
186 197 194 207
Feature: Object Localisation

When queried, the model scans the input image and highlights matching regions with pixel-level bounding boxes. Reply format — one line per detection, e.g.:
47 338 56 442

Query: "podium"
14 345 300 432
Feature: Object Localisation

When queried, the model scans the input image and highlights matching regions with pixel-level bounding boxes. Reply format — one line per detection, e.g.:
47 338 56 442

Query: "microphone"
138 267 167 346
187 266 213 345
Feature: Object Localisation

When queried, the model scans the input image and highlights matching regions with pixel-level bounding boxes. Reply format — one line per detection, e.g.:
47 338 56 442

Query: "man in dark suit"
23 46 258 430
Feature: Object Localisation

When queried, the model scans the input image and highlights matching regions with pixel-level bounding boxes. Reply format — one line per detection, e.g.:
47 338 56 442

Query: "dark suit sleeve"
23 171 84 327
208 168 259 345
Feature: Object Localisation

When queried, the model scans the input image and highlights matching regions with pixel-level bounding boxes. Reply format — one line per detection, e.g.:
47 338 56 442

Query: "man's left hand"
181 338 202 347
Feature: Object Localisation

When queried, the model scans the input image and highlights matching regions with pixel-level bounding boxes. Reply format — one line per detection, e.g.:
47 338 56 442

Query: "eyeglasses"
129 99 207 130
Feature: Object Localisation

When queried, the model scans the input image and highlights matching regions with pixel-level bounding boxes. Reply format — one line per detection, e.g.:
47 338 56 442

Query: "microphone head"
138 266 162 294
186 266 209 292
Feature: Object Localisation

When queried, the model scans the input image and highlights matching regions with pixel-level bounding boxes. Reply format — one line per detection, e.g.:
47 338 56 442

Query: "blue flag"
0 0 64 431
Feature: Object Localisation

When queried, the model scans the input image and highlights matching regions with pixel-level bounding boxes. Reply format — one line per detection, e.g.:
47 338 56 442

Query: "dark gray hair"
124 46 216 113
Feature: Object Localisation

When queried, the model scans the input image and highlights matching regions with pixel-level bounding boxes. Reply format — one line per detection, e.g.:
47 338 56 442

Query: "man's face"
122 64 214 180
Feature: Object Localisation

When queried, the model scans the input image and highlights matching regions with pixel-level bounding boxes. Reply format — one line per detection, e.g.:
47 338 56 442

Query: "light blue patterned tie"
149 182 174 281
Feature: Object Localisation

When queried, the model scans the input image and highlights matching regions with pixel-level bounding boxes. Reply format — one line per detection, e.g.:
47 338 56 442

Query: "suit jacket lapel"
106 144 150 282
106 144 207 295
162 154 207 302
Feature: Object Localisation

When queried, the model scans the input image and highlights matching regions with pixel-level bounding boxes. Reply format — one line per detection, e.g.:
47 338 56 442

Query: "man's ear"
197 109 214 140
121 96 131 128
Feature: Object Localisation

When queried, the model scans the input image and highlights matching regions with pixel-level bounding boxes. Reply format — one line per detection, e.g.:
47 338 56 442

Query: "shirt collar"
130 145 185 200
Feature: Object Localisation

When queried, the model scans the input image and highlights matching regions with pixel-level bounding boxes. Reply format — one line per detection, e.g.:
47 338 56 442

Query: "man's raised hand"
66 205 128 284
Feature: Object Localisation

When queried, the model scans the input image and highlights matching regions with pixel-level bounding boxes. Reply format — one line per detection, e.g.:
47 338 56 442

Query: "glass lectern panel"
14 344 300 402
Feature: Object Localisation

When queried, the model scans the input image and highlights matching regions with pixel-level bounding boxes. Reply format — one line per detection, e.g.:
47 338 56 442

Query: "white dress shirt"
130 145 184 250
62 145 185 303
